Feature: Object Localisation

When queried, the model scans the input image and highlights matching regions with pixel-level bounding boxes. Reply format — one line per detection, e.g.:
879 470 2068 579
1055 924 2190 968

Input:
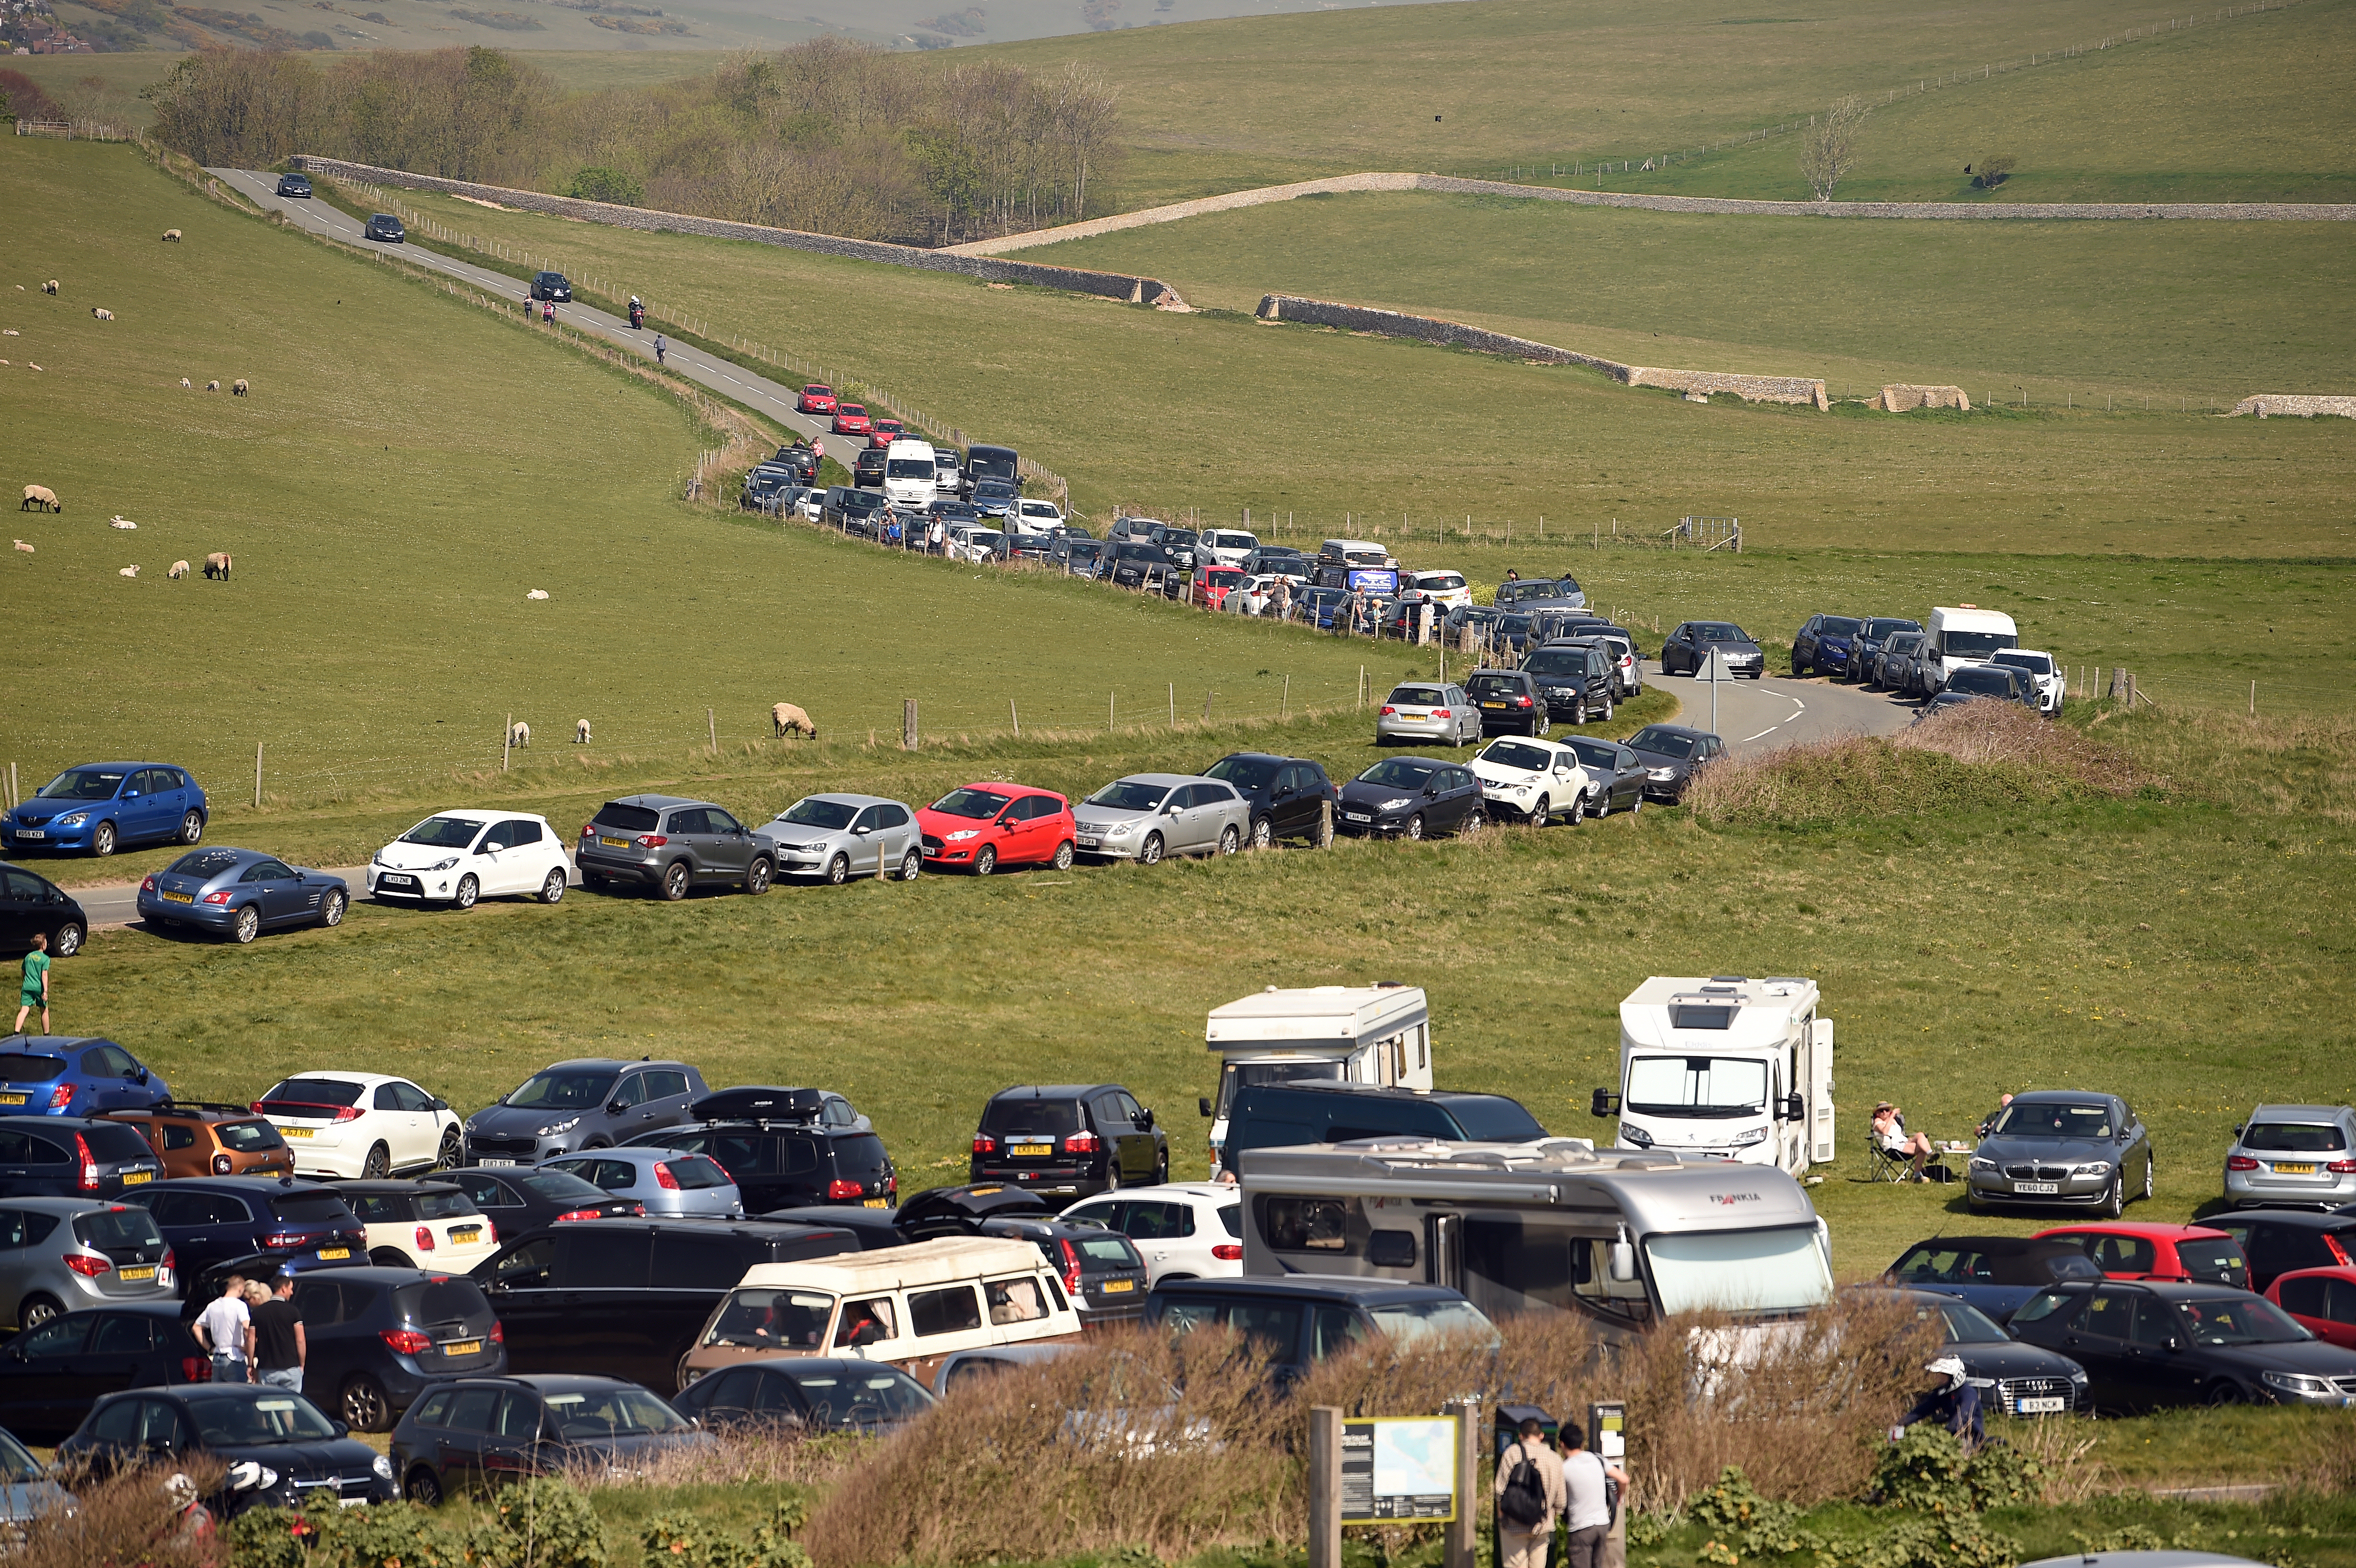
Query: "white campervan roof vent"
1709 975 1748 983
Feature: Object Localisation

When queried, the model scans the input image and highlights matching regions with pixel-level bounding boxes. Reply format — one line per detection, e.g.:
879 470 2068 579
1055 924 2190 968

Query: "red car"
2267 1266 2356 1349
831 403 872 436
796 383 837 415
867 417 905 449
917 783 1075 876
2034 1223 2249 1287
1192 564 1246 610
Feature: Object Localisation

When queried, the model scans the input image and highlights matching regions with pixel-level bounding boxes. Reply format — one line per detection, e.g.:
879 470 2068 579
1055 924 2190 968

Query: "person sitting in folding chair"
1873 1101 1937 1182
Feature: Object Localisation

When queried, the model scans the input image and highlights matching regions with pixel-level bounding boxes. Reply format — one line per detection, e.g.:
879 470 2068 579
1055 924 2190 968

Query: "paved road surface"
1648 664 1912 757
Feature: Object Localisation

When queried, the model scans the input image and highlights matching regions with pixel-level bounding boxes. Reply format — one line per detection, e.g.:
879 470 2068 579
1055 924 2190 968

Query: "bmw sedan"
3 762 207 858
1335 758 1484 840
275 173 312 198
1659 622 1766 679
362 213 405 243
1968 1091 2155 1217
136 848 349 944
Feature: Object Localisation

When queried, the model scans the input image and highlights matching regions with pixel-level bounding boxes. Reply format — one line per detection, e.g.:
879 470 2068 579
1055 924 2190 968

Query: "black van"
1222 1084 1548 1176
963 444 1018 497
1144 1276 1495 1387
470 1218 856 1392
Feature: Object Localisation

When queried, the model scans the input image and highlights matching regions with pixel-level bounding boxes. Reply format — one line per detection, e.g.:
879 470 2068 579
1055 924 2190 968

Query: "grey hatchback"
767 795 924 884
576 796 776 901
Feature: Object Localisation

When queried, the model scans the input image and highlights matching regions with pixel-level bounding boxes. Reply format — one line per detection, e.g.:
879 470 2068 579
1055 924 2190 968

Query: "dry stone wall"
2230 394 2356 418
1878 384 1971 412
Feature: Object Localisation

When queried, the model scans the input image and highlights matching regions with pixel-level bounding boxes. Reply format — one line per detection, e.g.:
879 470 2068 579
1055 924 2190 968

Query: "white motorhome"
882 438 940 511
1200 985 1433 1176
1592 976 1834 1175
1925 605 2020 688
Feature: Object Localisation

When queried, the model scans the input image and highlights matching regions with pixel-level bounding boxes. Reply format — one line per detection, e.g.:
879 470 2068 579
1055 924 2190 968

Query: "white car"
1466 735 1596 825
794 489 825 523
1061 1183 1243 1285
341 1180 502 1272
1009 499 1066 536
1990 649 2064 715
1198 529 1259 567
949 527 1004 563
368 810 571 910
1407 569 1472 610
256 1071 463 1178
932 449 960 495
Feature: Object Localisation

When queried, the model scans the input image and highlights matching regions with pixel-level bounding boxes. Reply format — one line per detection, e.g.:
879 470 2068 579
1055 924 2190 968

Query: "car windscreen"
1215 1060 1343 1119
1356 760 1436 789
260 1078 364 1111
969 452 1018 481
414 1189 483 1220
1442 1097 1548 1141
1626 728 1698 759
506 1069 618 1110
982 1098 1080 1136
169 849 243 877
515 1169 610 1203
37 768 126 800
973 481 1018 499
1990 1101 2113 1139
1566 740 1621 770
217 1120 285 1152
778 799 860 831
590 803 660 833
0 1430 39 1484
1941 626 2018 657
2240 1123 2348 1152
1991 653 2053 675
399 817 483 849
393 1278 492 1327
1370 1299 1500 1348
272 1192 357 1224
1085 781 1171 812
705 1288 836 1348
545 1387 689 1437
1522 651 1590 676
1479 741 1556 773
782 1366 934 1425
1690 624 1749 643
885 459 933 479
1818 617 1863 636
1204 757 1279 791
1946 667 2018 696
930 789 1011 820
1464 674 1524 697
196 1394 341 1444
1625 1056 1768 1118
0 1055 65 1084
2173 1239 2247 1282
1864 619 1919 638
1646 1224 1832 1315
830 1133 890 1177
1386 687 1445 706
2171 1295 2308 1345
1928 1299 2009 1344
76 1208 164 1250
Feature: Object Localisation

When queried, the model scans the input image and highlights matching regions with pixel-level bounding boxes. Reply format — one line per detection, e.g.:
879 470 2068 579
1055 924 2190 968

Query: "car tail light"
262 1233 303 1250
333 1106 363 1122
380 1328 433 1355
48 1085 74 1110
490 1322 504 1344
250 1101 264 1115
65 1252 110 1277
634 834 669 848
553 1209 605 1223
414 1225 437 1252
1065 1131 1103 1154
141 876 156 893
2226 1155 2260 1171
161 1247 175 1278
182 1356 212 1383
1515 696 1533 708
1058 1237 1085 1299
580 823 596 840
971 1134 998 1155
1211 1244 1243 1262
826 1178 863 1200
652 1162 683 1190
2329 1160 2356 1175
1379 706 1396 716
483 1221 497 1246
2329 1234 2354 1267
212 1153 233 1174
629 1203 646 1217
1432 708 1451 719
202 891 232 905
74 1134 101 1192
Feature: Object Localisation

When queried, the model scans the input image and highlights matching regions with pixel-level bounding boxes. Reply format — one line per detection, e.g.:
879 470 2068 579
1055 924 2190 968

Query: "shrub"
566 166 645 206
10 1461 224 1568
643 1498 813 1568
1867 1429 2046 1515
227 1477 604 1568
1970 155 2015 188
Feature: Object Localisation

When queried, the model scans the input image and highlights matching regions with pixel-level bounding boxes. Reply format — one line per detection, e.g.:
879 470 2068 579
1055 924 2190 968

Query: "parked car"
361 213 405 242
257 1072 461 1179
1221 1083 1546 1177
671 1355 936 1435
970 1085 1168 1205
0 1116 162 1202
123 1177 363 1285
1943 663 2038 708
2034 1224 2249 1287
1011 499 1066 535
3 762 206 858
963 443 1020 496
1337 757 1484 839
367 810 570 909
1883 1235 2110 1325
104 1101 291 1178
2223 1106 2356 1210
2200 1210 2356 1292
528 271 571 303
1145 524 1200 567
867 416 905 449
932 449 961 493
391 1374 703 1503
2007 1278 2356 1412
1145 1277 1497 1387
64 1383 396 1514
280 1265 510 1432
796 384 837 414
1198 529 1260 567
336 1180 501 1271
1374 683 1479 748
1659 622 1766 678
1967 1091 2154 1216
918 783 1075 876
1912 690 1981 724
0 1197 174 1331
1062 1184 1243 1285
1791 615 1865 676
993 531 1054 563
1243 547 1311 581
970 479 1019 520
1521 640 1618 723
770 445 819 486
1462 668 1549 736
576 795 775 901
461 1058 706 1167
765 794 923 884
1874 630 1932 693
136 847 348 944
1558 737 1649 816
1464 737 1592 825
541 1148 743 1220
0 1301 208 1439
1402 569 1471 609
1622 723 1724 803
275 172 313 198
1100 540 1175 589
443 1165 643 1228
0 1036 167 1117
628 1093 894 1213
1051 537 1107 576
1493 577 1584 610
947 526 1005 563
830 403 872 436
1073 774 1249 865
0 865 87 958
1200 753 1337 849
2268 1268 2356 1350
1861 1287 2092 1416
1190 563 1249 609
1991 650 2065 715
980 1215 1151 1325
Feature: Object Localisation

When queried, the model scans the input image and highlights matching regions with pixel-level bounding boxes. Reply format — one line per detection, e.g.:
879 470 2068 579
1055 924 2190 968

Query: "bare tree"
1796 94 1870 201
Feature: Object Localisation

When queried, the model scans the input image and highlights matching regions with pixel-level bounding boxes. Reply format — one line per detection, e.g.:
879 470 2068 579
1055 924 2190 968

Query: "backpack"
1498 1444 1550 1528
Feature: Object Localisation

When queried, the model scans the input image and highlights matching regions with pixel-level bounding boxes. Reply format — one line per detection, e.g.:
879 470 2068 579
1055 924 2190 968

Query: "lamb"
168 559 190 579
508 721 531 749
91 307 113 321
232 379 247 396
119 565 140 578
203 551 232 580
574 718 591 744
162 229 182 242
42 281 57 296
110 516 137 530
771 702 818 740
20 486 58 513
12 540 33 554
525 588 549 600
180 378 192 388
205 380 219 392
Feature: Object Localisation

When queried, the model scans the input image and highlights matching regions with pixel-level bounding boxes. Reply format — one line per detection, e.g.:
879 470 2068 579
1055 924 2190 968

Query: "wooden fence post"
903 699 919 751
254 744 263 807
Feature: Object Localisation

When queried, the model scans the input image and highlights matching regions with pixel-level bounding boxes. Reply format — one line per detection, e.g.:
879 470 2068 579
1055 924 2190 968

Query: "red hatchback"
2035 1222 2250 1288
868 417 905 449
1192 564 1247 609
796 383 837 415
2267 1267 2356 1349
917 784 1076 875
831 403 872 436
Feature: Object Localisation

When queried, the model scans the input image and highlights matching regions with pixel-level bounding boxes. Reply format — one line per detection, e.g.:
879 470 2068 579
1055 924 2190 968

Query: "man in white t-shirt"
1556 1420 1631 1568
193 1274 251 1384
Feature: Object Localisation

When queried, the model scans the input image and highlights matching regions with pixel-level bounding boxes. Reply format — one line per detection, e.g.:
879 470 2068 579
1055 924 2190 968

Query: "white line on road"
1736 691 1807 744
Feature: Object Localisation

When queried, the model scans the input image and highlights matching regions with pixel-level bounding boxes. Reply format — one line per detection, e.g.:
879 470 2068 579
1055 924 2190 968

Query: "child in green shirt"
15 934 48 1035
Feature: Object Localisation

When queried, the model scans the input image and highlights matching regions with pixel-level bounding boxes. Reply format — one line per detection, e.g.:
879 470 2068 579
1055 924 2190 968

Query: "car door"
0 868 43 951
1091 1095 1142 1182
393 1080 443 1167
706 808 756 877
874 803 916 872
435 1384 503 1491
850 806 887 877
2119 1292 2195 1411
636 1070 695 1133
0 1312 89 1436
372 1082 426 1170
81 1043 145 1112
661 809 714 880
250 860 307 925
68 1311 164 1409
117 771 168 846
2058 1286 2138 1411
481 1390 549 1487
1446 768 1482 831
0 1208 30 1322
1268 766 1309 838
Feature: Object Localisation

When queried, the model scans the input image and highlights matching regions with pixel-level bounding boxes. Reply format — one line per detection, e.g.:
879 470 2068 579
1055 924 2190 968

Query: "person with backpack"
1493 1416 1567 1568
1556 1422 1630 1568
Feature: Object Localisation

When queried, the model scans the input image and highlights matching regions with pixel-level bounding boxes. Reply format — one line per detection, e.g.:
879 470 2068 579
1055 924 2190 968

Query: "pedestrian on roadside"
14 932 49 1035
929 517 945 555
250 1273 306 1393
1555 1422 1629 1568
654 333 667 366
1493 1416 1567 1568
541 297 555 325
194 1274 251 1384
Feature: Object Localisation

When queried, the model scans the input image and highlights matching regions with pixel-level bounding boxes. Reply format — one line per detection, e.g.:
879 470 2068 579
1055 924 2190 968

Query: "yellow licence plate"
120 1265 157 1281
0 1094 22 1107
863 1198 890 1209
1482 702 1506 709
284 1128 314 1138
599 835 629 848
2275 1162 2318 1175
442 1339 483 1357
162 891 195 904
449 1226 481 1243
1099 1279 1135 1293
1011 1143 1053 1158
121 1172 153 1185
316 1247 350 1260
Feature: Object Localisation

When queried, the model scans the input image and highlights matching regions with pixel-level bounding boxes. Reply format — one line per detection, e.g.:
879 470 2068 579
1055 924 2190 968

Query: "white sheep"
119 565 140 578
91 307 113 321
2 329 17 336
771 702 818 740
162 229 182 242
525 588 549 600
205 380 219 392
232 379 248 397
574 718 591 744
168 559 190 579
204 551 232 580
20 486 59 513
508 721 531 749
110 517 136 530
42 281 57 296
12 540 33 555
180 378 192 388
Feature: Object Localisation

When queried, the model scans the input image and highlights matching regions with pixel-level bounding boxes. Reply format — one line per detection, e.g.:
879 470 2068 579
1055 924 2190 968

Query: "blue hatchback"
0 1036 169 1117
122 1176 366 1284
3 763 207 859
137 847 349 945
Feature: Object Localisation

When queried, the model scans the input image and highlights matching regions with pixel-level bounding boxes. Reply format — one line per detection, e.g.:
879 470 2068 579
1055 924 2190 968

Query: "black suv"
1100 541 1174 589
1146 525 1200 570
626 1087 896 1213
852 448 889 490
825 486 891 534
770 445 819 485
0 1116 161 1199
279 1265 506 1432
1942 664 2037 708
971 1085 1168 1206
1520 640 1616 724
1462 669 1547 736
576 795 777 902
1202 753 1337 849
125 1176 365 1282
1222 1083 1547 1176
0 1301 207 1439
528 270 572 303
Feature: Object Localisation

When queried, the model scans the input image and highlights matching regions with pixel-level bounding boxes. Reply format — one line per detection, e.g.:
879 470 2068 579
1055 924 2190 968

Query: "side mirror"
136 1068 149 1085
852 825 870 836
330 1418 350 1438
2165 1336 2183 1353
1139 1108 1155 1130
1783 1093 1805 1122
1609 1239 1639 1283
431 1098 449 1111
1198 1097 1213 1119
1590 1089 1620 1119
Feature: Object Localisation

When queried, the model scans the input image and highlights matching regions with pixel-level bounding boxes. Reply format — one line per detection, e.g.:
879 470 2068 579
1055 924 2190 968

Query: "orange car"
105 1101 296 1178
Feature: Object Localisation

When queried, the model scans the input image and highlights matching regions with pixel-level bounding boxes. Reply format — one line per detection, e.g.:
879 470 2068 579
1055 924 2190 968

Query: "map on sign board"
1341 1416 1458 1523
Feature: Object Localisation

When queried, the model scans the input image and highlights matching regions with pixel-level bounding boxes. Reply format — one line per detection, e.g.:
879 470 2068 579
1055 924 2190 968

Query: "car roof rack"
691 1085 826 1126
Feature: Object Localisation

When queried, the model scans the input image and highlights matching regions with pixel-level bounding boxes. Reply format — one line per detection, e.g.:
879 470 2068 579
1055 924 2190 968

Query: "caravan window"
1940 628 2018 658
1625 1057 1768 1118
1214 1060 1343 1120
1259 1197 1348 1251
1645 1225 1833 1316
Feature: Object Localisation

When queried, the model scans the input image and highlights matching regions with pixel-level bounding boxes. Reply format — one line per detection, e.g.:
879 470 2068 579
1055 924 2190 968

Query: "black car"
2007 1278 2356 1412
1559 737 1649 816
0 863 88 958
1850 617 1923 683
2202 1211 2356 1292
1876 630 1933 694
575 794 776 902
1243 547 1311 581
738 463 797 511
826 487 891 535
63 1383 395 1514
970 1085 1167 1206
1202 752 1337 849
670 1355 937 1435
769 444 819 485
1791 615 1864 677
852 447 889 490
1967 1091 2154 1216
273 1265 508 1432
1101 541 1174 589
1462 669 1548 736
628 1088 896 1213
1864 1287 2092 1416
1144 1277 1494 1388
1659 621 1766 679
1221 1083 1547 1178
125 1176 365 1285
391 1374 703 1505
993 532 1055 563
963 443 1019 497
361 213 405 243
1146 525 1200 570
0 1116 161 1199
1520 641 1616 725
1336 756 1484 840
528 270 571 303
444 1165 643 1228
1942 664 2037 708
274 172 312 198
1622 723 1724 803
1883 1235 2109 1324
470 1218 856 1392
0 1301 208 1440
1911 690 1980 724
1052 537 1106 576
978 1214 1150 1323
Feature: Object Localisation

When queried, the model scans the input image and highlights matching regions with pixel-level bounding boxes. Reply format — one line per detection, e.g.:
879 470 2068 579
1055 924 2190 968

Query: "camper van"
1238 1139 1833 1333
1924 606 2020 690
883 438 940 511
676 1235 1080 1389
1591 976 1834 1175
1200 985 1434 1176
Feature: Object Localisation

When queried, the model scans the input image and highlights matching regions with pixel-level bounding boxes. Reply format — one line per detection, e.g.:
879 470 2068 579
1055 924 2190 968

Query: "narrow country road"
1649 664 1912 757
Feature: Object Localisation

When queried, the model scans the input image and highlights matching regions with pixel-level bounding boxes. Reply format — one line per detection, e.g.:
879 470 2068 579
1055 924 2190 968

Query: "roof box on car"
692 1086 826 1124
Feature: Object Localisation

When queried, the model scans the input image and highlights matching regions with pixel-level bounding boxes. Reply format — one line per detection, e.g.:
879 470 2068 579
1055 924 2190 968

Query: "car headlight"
1618 1124 1653 1148
1378 798 1413 812
372 1454 395 1480
1106 821 1136 837
1728 1126 1769 1147
429 858 459 872
946 829 980 842
55 812 87 828
2070 1162 2113 1178
537 1116 581 1137
1970 1157 1996 1172
2262 1371 2335 1397
1647 767 1675 782
2068 1368 2090 1385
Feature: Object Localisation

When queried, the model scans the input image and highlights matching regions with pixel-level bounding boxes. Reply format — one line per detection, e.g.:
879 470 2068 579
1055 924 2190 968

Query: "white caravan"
1591 976 1834 1175
1200 984 1433 1176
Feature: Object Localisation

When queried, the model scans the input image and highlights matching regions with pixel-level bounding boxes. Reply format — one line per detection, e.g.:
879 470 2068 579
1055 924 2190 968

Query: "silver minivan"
2225 1104 2356 1209
0 1198 175 1329
1072 774 1251 865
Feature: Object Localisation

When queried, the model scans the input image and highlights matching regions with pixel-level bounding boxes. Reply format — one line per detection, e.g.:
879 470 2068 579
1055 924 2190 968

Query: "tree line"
143 41 1124 245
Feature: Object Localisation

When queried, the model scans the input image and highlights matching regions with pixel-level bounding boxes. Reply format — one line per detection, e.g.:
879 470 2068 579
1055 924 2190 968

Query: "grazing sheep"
12 540 33 555
42 281 57 296
771 702 818 740
168 559 190 579
163 229 182 242
91 307 113 321
574 718 591 744
231 379 247 396
119 565 139 578
180 378 192 388
205 380 219 392
20 486 58 513
524 588 549 600
203 551 232 580
508 721 531 749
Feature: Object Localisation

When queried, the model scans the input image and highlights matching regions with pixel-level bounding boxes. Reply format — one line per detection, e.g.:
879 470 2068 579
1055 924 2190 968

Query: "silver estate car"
2225 1104 2356 1209
0 1198 175 1329
1375 683 1481 748
767 795 923 884
1072 774 1251 865
537 1148 744 1220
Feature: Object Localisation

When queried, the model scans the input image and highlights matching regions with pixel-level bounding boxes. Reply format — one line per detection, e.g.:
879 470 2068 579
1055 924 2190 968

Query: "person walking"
1493 1416 1567 1568
14 932 49 1035
250 1273 306 1393
194 1274 251 1384
1556 1422 1629 1568
654 333 667 366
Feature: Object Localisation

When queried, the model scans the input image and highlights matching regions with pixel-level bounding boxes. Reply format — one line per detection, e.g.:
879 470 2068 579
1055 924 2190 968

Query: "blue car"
122 1176 366 1285
970 480 1017 520
137 847 348 945
3 763 207 859
1293 585 1349 630
0 1036 169 1117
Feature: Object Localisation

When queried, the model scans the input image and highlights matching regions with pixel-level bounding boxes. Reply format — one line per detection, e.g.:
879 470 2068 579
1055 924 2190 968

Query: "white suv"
1199 529 1259 567
1990 650 2064 715
256 1072 464 1178
1061 1182 1244 1285
1407 569 1472 610
369 810 572 909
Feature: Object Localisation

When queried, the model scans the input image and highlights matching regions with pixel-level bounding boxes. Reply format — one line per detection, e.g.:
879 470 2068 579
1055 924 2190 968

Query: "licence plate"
162 890 194 904
121 1172 153 1185
284 1128 314 1138
1343 812 1370 823
477 1157 515 1167
863 1198 890 1209
380 874 415 887
2014 1181 2059 1195
1482 702 1505 710
0 1094 22 1107
316 1247 350 1260
2274 1163 2318 1176
1077 838 1098 849
442 1339 483 1357
15 830 42 840
120 1265 157 1282
599 835 629 848
449 1226 482 1243
1012 1143 1053 1158
2016 1396 2066 1414
1099 1279 1135 1294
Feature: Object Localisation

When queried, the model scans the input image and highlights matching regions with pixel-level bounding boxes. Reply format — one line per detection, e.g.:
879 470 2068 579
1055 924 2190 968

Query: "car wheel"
974 845 998 876
362 1142 391 1179
822 853 852 887
1217 825 1241 857
435 1128 461 1170
319 890 347 928
1104 1165 1122 1194
92 821 116 858
1534 718 1551 738
2143 1153 2155 1202
1593 790 1610 818
1565 792 1586 827
1532 794 1550 826
1602 694 1614 722
1250 816 1274 851
1573 697 1588 726
1462 808 1485 835
453 874 480 911
405 1467 444 1507
1051 838 1075 871
2103 1172 2126 1218
17 1294 62 1333
50 921 83 958
898 848 923 881
744 857 773 895
231 905 261 945
369 1247 413 1268
661 861 691 901
538 868 566 904
343 1373 393 1433
1793 654 1809 676
2204 1380 2246 1407
179 810 204 845
1137 834 1163 867
1403 815 1425 841
1628 794 1644 816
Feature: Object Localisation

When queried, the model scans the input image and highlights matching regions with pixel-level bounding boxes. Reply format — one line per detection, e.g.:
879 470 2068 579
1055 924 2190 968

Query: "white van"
882 439 939 511
1924 605 2019 689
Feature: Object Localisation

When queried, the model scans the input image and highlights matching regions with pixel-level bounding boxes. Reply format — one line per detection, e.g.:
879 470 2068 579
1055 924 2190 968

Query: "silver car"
537 1148 743 1219
1072 774 1251 865
0 1198 175 1329
1375 683 1481 748
2225 1104 2356 1209
768 794 924 884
